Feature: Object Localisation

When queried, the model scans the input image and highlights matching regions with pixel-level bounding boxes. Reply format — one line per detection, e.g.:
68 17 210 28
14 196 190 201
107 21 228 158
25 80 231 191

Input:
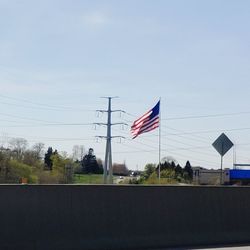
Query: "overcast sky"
0 0 250 170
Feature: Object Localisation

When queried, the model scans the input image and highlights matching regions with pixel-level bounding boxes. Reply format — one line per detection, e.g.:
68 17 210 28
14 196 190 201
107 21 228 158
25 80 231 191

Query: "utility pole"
95 97 126 184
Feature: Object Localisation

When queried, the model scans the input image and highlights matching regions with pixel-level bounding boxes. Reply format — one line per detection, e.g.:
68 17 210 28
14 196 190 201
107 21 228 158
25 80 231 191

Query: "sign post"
220 155 223 185
212 133 234 185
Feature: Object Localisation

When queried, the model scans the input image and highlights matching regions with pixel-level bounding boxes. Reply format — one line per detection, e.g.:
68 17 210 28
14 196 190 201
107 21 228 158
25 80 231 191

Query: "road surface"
163 246 250 250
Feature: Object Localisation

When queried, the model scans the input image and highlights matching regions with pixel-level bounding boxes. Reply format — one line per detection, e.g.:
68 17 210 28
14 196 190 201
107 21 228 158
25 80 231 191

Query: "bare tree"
0 132 9 149
32 142 45 160
79 145 85 160
72 145 85 161
9 138 28 160
61 151 68 159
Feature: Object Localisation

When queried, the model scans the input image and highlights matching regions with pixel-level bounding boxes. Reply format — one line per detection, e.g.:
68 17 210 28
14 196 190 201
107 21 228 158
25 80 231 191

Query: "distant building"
192 167 230 185
192 167 250 185
229 169 250 185
112 163 129 176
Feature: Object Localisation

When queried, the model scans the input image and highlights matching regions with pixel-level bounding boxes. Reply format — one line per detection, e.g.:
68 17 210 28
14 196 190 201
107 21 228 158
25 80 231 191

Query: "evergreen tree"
81 148 103 174
162 161 171 171
184 161 193 180
171 161 176 170
44 147 53 170
175 164 183 176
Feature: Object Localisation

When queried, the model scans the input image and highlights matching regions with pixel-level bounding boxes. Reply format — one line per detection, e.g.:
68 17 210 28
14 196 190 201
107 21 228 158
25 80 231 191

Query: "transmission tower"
95 97 126 184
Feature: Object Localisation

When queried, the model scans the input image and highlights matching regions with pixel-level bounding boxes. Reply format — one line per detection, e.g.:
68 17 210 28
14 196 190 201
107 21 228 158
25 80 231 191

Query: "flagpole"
158 98 161 183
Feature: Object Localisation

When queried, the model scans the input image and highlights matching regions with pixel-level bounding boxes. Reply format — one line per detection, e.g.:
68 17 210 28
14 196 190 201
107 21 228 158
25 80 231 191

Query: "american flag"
131 101 160 139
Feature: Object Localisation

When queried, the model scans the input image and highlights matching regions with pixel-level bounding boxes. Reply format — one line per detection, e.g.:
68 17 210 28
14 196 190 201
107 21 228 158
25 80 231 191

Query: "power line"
112 141 157 155
0 112 93 126
116 114 237 166
112 120 226 166
124 111 250 136
124 112 136 118
130 135 216 158
0 123 92 128
112 127 219 164
163 111 250 121
164 126 209 143
113 126 211 154
0 94 94 112
0 112 66 124
113 141 219 166
113 139 211 154
0 100 93 112
132 125 250 136
0 134 94 141
126 110 250 121
166 127 250 136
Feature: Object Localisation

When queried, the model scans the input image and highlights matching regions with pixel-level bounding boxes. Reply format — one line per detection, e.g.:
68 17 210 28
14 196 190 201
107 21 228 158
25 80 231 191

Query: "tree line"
0 137 194 185
139 158 193 184
0 138 103 184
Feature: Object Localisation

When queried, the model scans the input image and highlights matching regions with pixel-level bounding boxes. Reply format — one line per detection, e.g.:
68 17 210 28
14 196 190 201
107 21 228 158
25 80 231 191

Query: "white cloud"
82 10 109 27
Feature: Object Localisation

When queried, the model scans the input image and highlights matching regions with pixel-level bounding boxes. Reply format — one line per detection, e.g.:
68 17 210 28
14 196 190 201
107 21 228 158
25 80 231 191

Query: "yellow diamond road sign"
212 133 234 157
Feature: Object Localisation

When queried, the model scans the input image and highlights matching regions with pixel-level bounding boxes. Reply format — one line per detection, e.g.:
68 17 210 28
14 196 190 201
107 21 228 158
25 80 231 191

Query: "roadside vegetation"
0 139 103 184
0 137 193 185
73 174 104 184
137 159 193 185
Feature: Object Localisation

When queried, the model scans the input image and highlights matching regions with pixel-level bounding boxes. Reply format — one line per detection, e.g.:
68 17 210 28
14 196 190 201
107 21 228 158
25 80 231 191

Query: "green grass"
73 174 104 184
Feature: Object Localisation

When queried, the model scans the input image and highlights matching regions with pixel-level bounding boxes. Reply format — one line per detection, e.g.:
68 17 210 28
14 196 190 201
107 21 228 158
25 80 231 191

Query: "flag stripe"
133 111 152 125
132 122 159 138
136 118 159 135
132 117 159 136
131 115 158 130
138 116 159 131
139 123 159 134
131 101 160 138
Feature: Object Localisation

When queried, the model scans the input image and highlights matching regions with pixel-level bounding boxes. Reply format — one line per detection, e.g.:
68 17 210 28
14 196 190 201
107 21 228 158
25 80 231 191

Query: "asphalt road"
164 246 250 250
195 247 250 250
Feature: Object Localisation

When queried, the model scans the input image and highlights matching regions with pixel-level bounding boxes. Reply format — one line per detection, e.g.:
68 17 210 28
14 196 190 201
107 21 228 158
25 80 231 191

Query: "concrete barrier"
0 185 250 250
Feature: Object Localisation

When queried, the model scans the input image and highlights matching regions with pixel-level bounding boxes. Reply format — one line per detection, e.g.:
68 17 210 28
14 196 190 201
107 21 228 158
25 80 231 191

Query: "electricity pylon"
95 97 126 184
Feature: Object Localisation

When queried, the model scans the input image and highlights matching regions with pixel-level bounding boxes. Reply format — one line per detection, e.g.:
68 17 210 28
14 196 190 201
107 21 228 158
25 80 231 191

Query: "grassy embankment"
73 174 104 184
73 174 122 184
